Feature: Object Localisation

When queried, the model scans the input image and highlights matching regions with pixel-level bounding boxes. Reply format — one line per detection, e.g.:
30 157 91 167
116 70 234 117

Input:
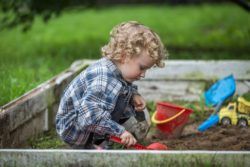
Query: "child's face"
118 51 155 83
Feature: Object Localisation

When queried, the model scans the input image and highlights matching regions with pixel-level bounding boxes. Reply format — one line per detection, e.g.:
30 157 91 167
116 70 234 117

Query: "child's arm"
133 94 146 112
131 84 146 111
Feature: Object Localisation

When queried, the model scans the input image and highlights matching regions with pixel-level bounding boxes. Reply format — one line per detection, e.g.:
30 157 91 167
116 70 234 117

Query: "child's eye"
139 66 146 70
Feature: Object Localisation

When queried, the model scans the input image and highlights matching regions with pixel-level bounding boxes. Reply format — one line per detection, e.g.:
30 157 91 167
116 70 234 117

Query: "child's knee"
122 109 151 142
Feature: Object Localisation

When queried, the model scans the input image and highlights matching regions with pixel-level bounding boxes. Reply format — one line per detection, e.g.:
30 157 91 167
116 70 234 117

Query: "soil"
146 122 250 151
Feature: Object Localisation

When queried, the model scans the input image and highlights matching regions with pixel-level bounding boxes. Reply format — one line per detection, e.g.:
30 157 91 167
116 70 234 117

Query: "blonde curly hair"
101 21 168 68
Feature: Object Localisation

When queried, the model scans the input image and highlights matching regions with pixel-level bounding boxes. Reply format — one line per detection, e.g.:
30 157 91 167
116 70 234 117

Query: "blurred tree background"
1 0 249 31
0 0 249 106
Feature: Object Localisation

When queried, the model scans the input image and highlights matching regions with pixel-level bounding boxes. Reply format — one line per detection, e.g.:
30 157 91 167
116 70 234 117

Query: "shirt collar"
102 57 131 86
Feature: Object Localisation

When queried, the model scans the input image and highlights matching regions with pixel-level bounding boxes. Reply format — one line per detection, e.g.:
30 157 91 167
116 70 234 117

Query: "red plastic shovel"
109 135 168 150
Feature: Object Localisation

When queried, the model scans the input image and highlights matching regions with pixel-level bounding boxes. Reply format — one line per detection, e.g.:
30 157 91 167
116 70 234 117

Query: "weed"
28 129 66 149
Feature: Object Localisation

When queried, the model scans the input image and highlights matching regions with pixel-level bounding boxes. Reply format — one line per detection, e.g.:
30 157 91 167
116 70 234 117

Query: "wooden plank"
145 60 250 80
0 150 249 167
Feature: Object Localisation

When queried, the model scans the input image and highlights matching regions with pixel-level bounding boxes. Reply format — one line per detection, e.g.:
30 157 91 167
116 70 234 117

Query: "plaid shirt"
56 57 138 146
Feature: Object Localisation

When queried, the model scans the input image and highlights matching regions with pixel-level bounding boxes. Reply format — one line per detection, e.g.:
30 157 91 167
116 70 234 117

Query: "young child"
56 21 167 149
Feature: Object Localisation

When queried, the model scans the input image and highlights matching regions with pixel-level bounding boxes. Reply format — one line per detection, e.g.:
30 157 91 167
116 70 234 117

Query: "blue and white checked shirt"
56 57 138 146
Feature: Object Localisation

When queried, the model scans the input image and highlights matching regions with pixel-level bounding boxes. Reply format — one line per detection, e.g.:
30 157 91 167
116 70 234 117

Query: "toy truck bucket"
238 97 250 114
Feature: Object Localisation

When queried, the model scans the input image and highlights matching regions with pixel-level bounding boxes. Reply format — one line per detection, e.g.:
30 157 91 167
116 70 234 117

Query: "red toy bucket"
151 102 193 138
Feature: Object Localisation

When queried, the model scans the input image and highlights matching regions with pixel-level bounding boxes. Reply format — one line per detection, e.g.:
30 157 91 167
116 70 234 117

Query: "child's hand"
133 94 146 111
120 131 137 147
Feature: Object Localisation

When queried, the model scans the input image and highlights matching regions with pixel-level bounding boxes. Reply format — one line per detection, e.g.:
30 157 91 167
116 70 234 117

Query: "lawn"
0 3 249 106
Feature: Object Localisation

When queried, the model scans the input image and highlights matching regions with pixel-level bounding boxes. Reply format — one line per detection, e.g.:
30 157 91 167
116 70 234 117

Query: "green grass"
28 129 67 149
0 4 249 106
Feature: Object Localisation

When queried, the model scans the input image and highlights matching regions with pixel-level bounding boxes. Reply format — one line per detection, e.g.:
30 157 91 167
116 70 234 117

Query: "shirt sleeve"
74 72 125 137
